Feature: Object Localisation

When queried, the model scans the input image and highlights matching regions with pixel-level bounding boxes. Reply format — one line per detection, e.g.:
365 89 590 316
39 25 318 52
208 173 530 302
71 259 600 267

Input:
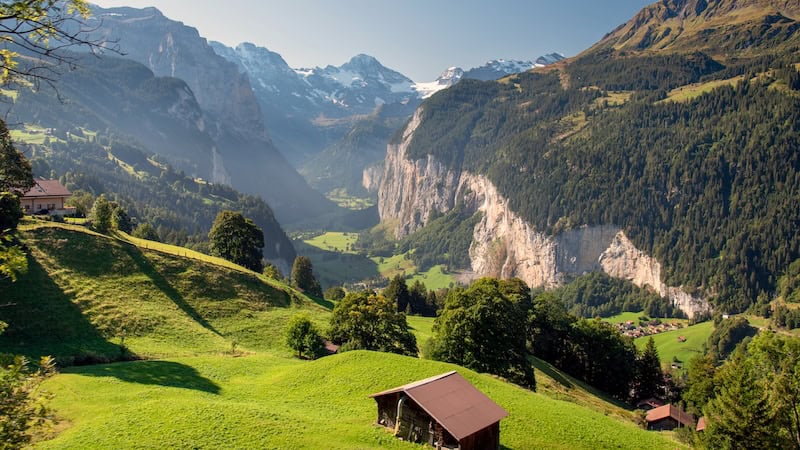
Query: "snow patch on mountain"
414 53 565 98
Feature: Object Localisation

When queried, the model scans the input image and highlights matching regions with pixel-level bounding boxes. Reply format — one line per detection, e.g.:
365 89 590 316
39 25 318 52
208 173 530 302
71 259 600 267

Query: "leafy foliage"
707 316 757 362
291 256 322 298
328 291 417 356
131 223 159 241
529 291 643 400
89 194 112 233
0 120 34 194
285 314 323 360
0 355 56 449
209 211 264 272
400 206 481 272
634 337 664 401
429 278 535 389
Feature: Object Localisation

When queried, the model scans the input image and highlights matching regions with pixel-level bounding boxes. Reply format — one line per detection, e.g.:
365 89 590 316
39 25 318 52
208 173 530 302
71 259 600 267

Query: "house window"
47 203 55 210
23 204 30 212
37 204 42 210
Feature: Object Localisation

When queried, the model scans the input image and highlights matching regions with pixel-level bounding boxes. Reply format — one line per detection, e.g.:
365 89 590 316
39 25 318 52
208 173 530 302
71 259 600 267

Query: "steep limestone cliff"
378 110 710 318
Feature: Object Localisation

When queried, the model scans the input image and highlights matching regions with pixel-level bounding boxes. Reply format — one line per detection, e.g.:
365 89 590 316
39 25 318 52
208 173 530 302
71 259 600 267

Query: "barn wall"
459 422 501 450
648 417 679 431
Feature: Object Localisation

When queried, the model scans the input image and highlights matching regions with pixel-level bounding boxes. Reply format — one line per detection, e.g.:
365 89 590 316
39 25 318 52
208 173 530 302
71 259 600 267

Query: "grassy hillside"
2 223 684 448
635 320 715 368
0 223 329 364
36 351 681 449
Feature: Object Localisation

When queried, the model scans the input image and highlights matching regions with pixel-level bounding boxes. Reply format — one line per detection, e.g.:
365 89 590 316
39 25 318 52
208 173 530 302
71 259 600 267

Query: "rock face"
378 109 710 318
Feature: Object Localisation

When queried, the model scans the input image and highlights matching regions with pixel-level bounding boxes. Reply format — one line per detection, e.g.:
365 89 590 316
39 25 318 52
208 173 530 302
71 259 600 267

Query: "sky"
91 0 653 81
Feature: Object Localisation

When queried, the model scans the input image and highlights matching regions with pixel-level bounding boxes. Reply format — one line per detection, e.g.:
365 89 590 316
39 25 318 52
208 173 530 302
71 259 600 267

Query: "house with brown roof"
646 404 696 431
21 178 75 216
369 371 508 450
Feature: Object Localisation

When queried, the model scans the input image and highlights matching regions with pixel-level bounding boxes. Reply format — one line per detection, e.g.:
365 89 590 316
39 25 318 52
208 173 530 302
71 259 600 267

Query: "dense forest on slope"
551 272 683 319
21 135 296 265
402 50 800 312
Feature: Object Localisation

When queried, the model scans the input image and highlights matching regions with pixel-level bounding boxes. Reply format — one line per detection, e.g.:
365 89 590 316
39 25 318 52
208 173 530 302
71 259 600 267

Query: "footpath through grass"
37 351 682 449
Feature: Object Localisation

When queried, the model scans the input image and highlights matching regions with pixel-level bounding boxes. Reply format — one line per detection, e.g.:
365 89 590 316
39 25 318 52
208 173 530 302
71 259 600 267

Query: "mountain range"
210 41 564 194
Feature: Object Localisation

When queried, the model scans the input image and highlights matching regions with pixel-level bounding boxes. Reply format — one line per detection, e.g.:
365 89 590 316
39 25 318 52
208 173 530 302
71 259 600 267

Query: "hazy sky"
92 1 653 81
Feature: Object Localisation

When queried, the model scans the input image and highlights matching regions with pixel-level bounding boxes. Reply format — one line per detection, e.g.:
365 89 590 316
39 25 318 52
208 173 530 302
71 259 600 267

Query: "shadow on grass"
530 357 574 389
0 254 124 366
69 360 221 394
121 243 221 336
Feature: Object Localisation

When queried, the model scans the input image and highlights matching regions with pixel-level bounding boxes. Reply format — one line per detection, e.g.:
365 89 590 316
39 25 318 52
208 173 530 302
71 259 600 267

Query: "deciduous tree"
208 210 264 272
0 0 119 87
291 255 321 297
328 291 417 356
89 194 112 233
285 314 323 359
429 278 535 389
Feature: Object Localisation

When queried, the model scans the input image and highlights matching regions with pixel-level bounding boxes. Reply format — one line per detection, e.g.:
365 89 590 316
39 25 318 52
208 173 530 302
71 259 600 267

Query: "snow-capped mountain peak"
413 52 565 98
413 66 464 99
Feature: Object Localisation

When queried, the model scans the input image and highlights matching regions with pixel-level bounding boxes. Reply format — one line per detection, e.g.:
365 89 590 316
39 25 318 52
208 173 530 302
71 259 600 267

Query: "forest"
402 49 800 312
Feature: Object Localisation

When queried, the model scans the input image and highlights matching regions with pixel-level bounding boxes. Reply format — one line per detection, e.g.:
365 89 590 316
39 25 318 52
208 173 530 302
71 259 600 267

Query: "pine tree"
634 337 663 400
702 349 782 449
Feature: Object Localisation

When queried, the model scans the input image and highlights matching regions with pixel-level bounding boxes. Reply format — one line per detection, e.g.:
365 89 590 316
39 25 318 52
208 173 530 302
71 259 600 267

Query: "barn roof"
646 404 695 427
22 179 71 198
369 371 508 440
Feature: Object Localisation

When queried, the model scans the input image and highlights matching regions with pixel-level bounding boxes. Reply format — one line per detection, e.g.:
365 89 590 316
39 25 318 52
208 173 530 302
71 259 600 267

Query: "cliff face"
377 110 710 318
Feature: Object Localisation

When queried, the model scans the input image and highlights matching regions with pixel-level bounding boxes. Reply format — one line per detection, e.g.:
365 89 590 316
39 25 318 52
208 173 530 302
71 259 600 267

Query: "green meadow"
37 351 681 449
635 320 715 367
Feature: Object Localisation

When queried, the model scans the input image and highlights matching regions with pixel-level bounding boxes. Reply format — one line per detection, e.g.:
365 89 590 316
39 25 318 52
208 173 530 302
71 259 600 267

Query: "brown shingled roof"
369 371 508 441
696 416 706 432
22 179 71 198
646 404 695 428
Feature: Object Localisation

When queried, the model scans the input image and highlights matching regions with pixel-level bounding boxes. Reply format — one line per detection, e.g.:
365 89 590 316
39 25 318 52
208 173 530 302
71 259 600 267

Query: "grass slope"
635 320 714 367
37 351 681 449
0 224 329 363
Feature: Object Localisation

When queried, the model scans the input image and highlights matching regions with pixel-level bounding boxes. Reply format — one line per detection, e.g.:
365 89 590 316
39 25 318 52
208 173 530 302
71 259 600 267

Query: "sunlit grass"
37 351 682 449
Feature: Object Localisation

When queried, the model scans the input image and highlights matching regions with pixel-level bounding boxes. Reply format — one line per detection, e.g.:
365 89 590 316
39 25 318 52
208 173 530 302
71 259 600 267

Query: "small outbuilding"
646 404 695 431
369 371 508 450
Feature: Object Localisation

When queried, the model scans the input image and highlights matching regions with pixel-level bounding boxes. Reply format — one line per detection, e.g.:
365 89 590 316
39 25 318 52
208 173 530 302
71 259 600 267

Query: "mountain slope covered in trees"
384 0 800 313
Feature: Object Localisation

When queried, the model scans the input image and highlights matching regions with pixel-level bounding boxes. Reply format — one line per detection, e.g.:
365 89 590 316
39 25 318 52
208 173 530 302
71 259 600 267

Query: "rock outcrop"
378 108 710 318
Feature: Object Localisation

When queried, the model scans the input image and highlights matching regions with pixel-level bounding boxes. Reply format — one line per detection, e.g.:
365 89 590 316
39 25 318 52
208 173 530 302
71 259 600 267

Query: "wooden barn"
369 371 508 450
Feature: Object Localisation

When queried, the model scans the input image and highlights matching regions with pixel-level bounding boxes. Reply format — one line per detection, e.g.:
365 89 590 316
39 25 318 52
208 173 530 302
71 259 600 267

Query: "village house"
20 178 75 216
645 404 696 431
369 371 508 450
